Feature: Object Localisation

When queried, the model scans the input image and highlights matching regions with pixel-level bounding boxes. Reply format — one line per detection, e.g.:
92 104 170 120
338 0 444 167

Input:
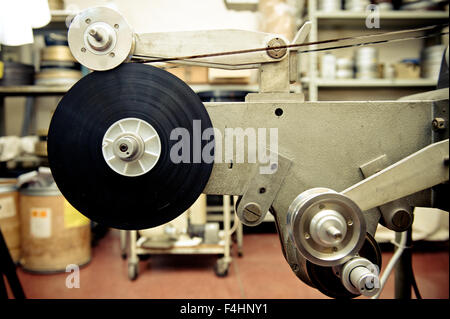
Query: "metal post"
129 230 138 264
20 97 35 136
0 96 5 136
308 0 319 101
236 219 243 257
394 227 413 299
223 195 231 264
119 230 128 259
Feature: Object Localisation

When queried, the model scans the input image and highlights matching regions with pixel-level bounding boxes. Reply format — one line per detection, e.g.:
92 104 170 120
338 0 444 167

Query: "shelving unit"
0 83 257 135
0 83 258 96
302 77 437 87
0 85 71 96
315 10 449 28
306 0 448 101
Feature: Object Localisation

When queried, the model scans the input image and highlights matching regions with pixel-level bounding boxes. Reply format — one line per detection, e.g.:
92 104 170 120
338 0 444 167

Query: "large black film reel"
48 63 214 229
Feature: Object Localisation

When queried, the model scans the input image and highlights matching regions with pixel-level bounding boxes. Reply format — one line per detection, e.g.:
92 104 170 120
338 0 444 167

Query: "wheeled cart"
121 195 242 280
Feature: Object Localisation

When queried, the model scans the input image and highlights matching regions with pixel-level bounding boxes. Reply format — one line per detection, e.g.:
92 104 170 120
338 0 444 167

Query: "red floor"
6 230 449 299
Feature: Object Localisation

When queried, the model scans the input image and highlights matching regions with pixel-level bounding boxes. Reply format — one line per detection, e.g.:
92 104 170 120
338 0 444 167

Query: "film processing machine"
47 7 449 298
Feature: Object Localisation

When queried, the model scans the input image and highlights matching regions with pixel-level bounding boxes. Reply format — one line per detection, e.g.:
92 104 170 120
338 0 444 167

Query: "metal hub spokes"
102 118 161 177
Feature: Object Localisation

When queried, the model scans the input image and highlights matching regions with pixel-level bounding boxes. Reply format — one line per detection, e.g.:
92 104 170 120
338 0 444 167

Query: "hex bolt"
432 117 446 130
242 203 262 223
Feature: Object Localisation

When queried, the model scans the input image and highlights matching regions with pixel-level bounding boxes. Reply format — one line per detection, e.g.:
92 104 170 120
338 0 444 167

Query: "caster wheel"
138 254 151 261
128 263 138 281
214 259 229 277
121 252 127 260
238 251 243 258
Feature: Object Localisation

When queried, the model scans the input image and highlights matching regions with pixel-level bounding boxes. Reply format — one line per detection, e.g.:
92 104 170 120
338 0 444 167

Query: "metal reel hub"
287 188 366 266
102 118 161 177
68 6 134 71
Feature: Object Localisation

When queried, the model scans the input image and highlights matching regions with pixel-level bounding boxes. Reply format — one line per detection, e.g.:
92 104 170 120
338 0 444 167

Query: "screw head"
81 47 86 53
85 18 91 24
242 203 262 223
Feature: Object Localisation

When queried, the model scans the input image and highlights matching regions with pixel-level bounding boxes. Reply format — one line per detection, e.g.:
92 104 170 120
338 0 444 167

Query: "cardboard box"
394 62 421 79
165 65 209 84
208 68 252 84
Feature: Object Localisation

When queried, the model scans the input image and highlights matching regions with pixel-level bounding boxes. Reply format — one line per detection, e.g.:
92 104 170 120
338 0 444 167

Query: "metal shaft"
89 28 103 42
395 227 413 299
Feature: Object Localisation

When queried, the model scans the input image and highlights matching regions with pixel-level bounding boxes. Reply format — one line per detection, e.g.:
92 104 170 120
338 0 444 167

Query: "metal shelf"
0 85 72 96
190 84 258 92
315 10 449 28
0 84 259 96
136 244 226 255
50 10 76 23
304 78 437 88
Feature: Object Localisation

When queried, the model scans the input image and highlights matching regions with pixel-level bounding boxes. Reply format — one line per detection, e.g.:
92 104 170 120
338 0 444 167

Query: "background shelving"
305 0 448 101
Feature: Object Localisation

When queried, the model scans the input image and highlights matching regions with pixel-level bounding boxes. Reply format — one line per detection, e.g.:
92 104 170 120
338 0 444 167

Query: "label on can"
0 196 16 219
30 208 52 238
64 199 90 228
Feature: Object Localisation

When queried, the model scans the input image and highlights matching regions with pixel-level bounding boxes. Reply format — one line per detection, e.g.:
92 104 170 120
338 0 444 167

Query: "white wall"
63 0 260 32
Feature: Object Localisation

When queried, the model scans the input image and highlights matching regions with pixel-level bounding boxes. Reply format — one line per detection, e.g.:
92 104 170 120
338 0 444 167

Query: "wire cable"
130 24 449 64
372 231 408 299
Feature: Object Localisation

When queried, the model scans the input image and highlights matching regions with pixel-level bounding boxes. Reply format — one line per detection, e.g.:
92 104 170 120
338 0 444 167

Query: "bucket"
19 186 91 273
